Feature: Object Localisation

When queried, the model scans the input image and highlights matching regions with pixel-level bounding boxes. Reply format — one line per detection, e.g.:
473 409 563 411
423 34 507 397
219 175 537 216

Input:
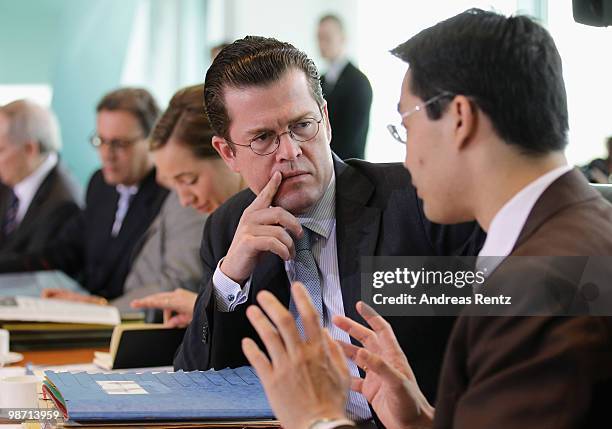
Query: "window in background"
356 1 519 163
0 84 53 107
546 0 612 166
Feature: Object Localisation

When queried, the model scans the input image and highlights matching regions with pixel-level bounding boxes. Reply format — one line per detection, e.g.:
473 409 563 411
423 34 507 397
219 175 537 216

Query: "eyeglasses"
226 115 324 156
387 92 455 144
89 133 143 150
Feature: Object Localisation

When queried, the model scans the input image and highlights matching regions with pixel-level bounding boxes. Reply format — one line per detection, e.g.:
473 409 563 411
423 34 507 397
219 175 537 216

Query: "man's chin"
101 171 122 186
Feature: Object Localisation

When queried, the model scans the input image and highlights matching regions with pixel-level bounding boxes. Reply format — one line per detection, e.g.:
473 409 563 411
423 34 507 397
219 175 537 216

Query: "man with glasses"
234 9 612 429
0 88 168 302
174 36 484 424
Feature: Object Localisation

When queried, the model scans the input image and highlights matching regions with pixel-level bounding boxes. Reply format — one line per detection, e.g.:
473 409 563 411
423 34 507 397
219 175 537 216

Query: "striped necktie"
289 226 324 337
2 189 19 238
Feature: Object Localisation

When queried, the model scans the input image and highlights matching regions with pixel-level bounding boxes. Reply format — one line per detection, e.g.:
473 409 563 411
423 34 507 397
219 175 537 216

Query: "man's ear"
212 136 240 173
23 139 41 158
450 95 477 150
321 102 332 144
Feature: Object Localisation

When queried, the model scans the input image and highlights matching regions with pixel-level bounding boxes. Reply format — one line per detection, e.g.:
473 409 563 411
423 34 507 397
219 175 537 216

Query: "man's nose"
275 132 302 161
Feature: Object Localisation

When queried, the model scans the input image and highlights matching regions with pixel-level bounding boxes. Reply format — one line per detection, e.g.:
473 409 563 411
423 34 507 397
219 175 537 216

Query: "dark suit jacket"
0 168 168 299
435 169 612 428
174 157 484 403
0 162 82 256
321 62 373 160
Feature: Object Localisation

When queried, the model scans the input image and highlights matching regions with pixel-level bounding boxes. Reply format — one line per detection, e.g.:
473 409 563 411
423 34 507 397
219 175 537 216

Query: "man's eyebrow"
244 111 320 136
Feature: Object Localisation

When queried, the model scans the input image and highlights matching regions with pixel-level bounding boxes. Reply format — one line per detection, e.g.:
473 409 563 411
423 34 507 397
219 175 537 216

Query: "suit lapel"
334 156 381 322
95 169 167 282
17 167 56 237
514 169 600 250
251 253 291 307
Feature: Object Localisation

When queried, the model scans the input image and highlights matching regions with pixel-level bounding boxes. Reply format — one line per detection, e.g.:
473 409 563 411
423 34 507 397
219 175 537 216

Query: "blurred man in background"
318 14 372 160
0 100 81 257
0 88 168 303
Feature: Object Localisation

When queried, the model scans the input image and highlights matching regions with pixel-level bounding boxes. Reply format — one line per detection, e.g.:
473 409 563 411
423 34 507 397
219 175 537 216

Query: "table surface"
14 347 105 366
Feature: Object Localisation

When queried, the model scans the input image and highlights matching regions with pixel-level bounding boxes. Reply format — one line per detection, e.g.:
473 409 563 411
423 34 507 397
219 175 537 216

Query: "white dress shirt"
13 152 58 224
477 165 573 274
212 170 372 421
324 57 349 89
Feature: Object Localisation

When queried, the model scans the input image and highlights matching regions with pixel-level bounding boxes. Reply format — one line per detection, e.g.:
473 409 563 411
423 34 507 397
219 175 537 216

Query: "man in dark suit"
0 100 81 257
318 14 372 160
173 36 483 423
238 9 612 429
0 88 168 302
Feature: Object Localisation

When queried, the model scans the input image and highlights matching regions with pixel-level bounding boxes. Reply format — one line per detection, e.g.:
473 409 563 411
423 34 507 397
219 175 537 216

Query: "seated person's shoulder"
206 188 256 227
341 159 415 199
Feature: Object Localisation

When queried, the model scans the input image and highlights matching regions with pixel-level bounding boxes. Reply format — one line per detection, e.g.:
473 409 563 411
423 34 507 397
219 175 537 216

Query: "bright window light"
0 84 53 107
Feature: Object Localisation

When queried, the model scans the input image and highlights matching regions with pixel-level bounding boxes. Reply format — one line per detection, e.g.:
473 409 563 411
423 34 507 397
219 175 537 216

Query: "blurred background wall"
1 0 611 187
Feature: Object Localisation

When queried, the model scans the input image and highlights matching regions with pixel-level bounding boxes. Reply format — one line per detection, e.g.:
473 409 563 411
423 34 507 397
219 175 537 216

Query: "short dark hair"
392 8 568 155
150 84 218 159
96 87 160 137
319 14 344 32
204 36 324 142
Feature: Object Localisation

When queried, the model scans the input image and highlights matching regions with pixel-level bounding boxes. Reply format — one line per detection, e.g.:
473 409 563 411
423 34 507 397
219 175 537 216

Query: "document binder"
43 367 275 422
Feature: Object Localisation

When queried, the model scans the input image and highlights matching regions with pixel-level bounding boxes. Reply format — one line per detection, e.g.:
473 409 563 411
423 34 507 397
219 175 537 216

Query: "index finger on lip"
249 171 282 211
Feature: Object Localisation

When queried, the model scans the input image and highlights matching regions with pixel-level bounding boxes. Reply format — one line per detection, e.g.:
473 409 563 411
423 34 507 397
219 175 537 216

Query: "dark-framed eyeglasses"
226 115 324 156
89 133 144 150
387 92 455 144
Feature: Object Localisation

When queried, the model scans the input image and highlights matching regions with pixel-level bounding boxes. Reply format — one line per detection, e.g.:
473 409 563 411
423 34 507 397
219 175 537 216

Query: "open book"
0 296 120 325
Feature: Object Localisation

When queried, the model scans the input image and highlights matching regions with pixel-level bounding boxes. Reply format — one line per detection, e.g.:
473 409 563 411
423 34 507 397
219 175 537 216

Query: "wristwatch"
308 418 356 429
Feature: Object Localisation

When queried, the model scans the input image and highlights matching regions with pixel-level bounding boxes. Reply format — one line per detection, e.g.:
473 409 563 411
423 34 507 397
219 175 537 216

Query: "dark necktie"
289 226 324 336
2 189 19 238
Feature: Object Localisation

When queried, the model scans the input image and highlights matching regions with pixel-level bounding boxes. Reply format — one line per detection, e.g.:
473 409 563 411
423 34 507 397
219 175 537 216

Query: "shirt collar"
116 183 139 196
478 164 573 259
324 57 349 87
296 169 336 240
13 152 59 222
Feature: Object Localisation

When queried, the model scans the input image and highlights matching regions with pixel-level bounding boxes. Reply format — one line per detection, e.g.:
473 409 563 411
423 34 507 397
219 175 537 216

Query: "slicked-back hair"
96 87 160 137
150 84 218 159
0 99 61 154
392 8 569 155
204 36 324 142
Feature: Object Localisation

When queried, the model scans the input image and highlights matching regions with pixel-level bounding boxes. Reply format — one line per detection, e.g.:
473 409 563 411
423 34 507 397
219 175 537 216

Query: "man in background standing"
318 14 372 160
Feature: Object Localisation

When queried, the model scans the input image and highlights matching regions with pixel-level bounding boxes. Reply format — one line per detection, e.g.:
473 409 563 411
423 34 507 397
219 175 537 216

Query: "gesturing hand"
130 288 197 328
242 282 351 429
220 171 303 284
334 302 435 429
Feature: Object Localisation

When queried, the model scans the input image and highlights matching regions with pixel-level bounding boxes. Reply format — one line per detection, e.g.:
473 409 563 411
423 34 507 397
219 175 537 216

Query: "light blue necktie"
289 226 324 337
111 185 138 237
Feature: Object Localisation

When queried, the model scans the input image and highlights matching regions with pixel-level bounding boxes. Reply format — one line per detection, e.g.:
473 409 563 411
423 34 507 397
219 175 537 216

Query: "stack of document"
43 367 278 427
0 296 120 349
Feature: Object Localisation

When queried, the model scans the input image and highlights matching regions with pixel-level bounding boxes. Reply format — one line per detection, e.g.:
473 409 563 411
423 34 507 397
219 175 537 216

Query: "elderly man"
242 9 612 429
0 88 168 302
173 36 484 424
0 100 81 257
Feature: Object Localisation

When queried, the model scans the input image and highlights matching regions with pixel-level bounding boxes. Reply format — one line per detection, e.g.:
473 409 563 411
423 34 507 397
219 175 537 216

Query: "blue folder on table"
43 367 274 422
